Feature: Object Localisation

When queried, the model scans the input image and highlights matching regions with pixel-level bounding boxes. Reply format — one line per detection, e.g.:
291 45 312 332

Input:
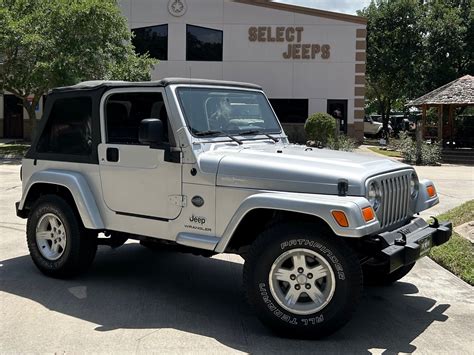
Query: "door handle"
106 147 119 162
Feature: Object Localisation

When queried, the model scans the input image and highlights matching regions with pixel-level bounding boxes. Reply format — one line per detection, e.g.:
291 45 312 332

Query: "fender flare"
19 169 105 230
214 192 380 253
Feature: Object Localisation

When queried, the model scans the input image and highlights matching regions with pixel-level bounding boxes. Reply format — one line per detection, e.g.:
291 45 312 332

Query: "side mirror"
139 118 163 146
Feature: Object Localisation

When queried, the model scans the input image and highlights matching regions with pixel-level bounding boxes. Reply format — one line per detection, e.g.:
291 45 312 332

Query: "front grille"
374 171 412 229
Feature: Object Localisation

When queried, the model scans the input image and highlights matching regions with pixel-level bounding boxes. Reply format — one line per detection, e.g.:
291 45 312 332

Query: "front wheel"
243 223 362 339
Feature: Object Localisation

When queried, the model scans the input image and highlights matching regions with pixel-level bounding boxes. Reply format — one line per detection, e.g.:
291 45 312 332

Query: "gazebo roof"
410 75 474 106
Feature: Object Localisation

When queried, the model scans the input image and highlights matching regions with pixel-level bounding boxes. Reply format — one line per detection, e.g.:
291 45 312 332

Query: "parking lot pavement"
1 161 473 354
413 164 474 220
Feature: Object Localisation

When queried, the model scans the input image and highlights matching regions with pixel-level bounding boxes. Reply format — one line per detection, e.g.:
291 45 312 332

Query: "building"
0 0 367 141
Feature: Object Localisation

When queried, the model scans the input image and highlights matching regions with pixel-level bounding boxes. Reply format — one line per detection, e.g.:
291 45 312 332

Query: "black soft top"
51 77 263 93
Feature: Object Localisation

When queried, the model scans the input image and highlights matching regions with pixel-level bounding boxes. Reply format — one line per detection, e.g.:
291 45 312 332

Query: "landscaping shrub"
396 131 441 165
421 141 442 165
304 113 336 146
327 135 356 152
397 131 417 163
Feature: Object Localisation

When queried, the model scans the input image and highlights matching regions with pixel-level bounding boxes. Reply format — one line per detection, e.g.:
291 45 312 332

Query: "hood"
199 142 411 195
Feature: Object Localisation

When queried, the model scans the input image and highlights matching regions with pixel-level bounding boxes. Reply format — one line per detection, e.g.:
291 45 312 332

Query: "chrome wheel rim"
35 213 67 261
269 248 336 315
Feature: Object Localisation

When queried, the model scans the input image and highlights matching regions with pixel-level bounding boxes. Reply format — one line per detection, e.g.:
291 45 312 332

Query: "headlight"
367 181 382 211
410 173 419 199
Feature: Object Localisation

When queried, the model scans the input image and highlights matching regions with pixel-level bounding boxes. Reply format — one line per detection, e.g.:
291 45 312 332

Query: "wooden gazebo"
409 75 473 147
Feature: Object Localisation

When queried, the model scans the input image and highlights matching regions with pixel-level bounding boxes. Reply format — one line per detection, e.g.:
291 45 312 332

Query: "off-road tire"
363 262 415 286
26 195 97 278
243 223 362 339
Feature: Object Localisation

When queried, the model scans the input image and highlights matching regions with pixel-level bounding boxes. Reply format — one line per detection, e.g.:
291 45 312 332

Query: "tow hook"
394 231 407 246
429 216 440 228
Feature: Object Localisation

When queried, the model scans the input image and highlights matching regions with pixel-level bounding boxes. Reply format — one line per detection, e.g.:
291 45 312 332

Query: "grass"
367 146 402 158
0 143 30 157
429 200 474 285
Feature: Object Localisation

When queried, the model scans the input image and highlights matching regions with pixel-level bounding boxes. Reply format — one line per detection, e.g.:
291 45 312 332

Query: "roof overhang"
234 0 367 25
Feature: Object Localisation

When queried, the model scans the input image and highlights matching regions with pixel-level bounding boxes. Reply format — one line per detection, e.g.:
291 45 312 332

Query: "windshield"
177 87 281 137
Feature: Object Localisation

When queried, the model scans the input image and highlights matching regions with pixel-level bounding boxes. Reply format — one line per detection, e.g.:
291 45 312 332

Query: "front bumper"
367 217 452 273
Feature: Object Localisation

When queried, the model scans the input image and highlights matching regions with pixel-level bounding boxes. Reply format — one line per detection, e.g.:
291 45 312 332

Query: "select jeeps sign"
248 26 331 60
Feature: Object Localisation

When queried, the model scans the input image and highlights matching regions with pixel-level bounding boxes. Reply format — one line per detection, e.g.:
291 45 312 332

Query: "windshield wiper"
239 130 280 142
193 130 243 145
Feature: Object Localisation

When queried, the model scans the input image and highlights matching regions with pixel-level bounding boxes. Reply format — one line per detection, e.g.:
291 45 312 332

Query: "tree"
421 0 473 92
361 0 473 117
358 0 424 135
0 0 156 139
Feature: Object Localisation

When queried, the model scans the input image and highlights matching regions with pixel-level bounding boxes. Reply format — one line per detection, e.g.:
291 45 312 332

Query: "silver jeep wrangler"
16 78 452 338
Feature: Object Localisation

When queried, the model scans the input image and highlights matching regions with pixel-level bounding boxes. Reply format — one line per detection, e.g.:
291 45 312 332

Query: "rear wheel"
243 223 362 339
26 195 97 278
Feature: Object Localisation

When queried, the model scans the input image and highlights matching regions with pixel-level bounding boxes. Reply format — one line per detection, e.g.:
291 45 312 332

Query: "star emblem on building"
168 0 187 17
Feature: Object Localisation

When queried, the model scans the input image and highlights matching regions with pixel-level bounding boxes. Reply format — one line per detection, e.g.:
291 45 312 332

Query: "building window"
37 97 92 155
186 25 223 61
132 24 168 60
269 99 309 124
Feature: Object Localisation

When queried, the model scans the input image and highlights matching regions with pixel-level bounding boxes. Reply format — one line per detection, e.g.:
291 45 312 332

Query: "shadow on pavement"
0 244 450 353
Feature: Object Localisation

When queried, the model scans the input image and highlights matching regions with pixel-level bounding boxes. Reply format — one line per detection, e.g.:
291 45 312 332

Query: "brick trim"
355 75 365 85
354 98 365 108
354 109 364 119
356 40 366 50
355 63 366 73
355 52 366 61
356 29 367 38
354 87 366 96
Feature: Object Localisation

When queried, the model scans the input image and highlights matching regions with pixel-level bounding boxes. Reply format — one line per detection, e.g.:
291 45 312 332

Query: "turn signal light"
332 211 349 227
426 185 436 198
362 206 375 222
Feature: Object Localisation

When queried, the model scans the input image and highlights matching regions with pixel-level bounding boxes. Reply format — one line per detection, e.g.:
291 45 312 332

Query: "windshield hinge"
169 195 187 207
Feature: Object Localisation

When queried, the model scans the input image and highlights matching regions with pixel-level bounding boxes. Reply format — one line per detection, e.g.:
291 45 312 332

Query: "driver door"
98 89 182 220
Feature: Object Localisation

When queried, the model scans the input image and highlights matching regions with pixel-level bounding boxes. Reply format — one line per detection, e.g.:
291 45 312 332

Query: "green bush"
397 131 417 163
396 131 441 165
304 113 336 146
327 135 356 152
421 142 442 165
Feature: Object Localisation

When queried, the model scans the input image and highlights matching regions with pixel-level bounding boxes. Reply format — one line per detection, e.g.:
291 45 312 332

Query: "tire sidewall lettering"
259 283 299 325
280 239 345 280
246 224 362 336
255 238 351 326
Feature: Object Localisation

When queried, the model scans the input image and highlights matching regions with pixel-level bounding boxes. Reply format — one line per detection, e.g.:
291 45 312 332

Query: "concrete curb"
0 155 23 160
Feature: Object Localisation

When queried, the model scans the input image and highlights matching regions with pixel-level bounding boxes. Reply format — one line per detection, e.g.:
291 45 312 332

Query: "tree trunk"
22 99 38 142
379 99 391 144
416 105 426 165
384 103 391 144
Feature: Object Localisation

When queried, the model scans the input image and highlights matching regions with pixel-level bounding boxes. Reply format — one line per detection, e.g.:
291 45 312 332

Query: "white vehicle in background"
364 116 384 136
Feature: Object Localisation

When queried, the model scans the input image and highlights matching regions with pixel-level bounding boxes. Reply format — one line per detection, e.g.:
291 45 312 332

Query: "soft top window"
37 97 92 155
105 92 170 145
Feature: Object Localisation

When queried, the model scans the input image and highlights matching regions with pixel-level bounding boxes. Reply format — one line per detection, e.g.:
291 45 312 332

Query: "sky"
277 0 371 15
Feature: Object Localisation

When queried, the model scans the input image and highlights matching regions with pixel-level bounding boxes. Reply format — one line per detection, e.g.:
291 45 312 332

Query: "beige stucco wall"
120 0 366 141
2 1 366 141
